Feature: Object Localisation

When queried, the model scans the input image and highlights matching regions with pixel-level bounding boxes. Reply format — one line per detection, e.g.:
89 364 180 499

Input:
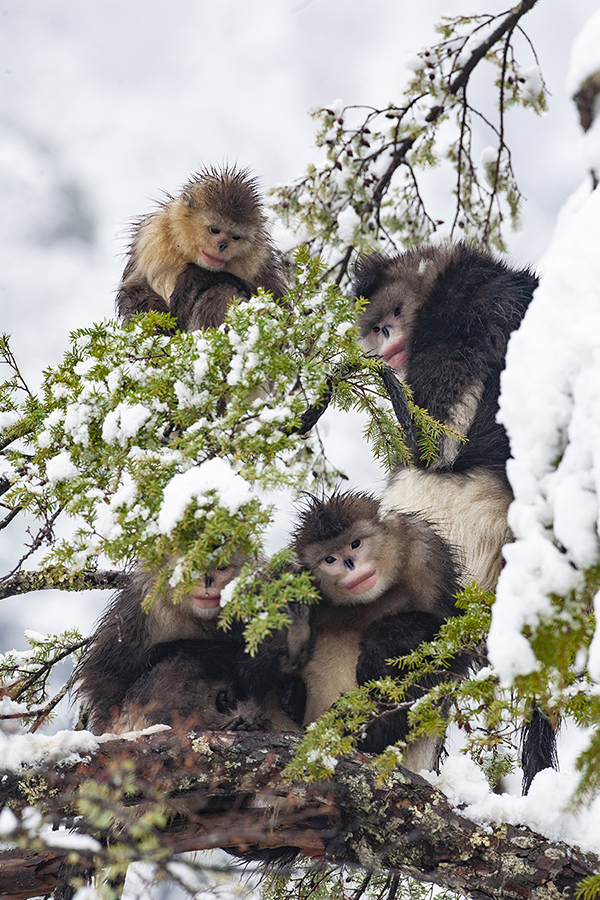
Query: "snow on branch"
0 729 597 900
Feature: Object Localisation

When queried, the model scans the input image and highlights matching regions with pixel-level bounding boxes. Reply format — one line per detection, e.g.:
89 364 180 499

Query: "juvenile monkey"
354 242 537 591
116 165 287 331
293 491 467 772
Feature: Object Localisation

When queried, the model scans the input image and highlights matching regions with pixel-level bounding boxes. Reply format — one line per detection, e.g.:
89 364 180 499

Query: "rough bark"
0 729 597 900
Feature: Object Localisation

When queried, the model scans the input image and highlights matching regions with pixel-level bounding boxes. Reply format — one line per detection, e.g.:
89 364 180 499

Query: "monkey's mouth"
381 337 407 373
201 250 226 268
192 595 221 609
345 570 378 594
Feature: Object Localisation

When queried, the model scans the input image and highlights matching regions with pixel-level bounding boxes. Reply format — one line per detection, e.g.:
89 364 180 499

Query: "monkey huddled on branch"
116 165 287 331
75 556 311 736
354 242 557 792
75 558 247 734
291 490 469 773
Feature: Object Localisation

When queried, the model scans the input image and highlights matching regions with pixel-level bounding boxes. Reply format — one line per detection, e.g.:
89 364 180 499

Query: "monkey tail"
520 702 559 795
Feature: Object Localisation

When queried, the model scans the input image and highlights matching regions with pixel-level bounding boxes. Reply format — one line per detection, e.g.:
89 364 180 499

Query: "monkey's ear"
181 191 196 209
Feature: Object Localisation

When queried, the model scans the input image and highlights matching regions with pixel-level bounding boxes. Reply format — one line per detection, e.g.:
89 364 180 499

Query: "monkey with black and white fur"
293 491 468 773
354 243 556 793
354 242 537 592
116 165 287 332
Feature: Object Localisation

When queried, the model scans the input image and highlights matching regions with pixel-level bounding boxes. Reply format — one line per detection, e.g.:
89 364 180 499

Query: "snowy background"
2 0 600 892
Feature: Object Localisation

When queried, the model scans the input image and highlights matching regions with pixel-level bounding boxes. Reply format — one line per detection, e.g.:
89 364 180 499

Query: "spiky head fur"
181 166 266 231
122 165 272 301
293 492 381 569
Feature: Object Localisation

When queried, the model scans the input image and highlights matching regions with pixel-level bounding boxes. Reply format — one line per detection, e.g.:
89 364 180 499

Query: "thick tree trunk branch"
0 729 597 899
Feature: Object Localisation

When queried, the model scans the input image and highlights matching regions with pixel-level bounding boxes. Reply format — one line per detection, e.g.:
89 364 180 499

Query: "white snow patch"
427 755 600 855
158 457 253 533
46 450 79 483
101 402 152 444
42 829 102 852
0 729 99 773
326 98 344 117
0 410 20 430
491 184 600 684
566 8 600 96
0 808 18 836
337 205 361 242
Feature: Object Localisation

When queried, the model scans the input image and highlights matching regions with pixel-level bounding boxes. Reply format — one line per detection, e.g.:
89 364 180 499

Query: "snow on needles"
158 457 254 534
490 172 600 684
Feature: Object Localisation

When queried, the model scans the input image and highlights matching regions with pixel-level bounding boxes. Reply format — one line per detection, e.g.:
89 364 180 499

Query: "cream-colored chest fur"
381 467 513 591
302 622 363 725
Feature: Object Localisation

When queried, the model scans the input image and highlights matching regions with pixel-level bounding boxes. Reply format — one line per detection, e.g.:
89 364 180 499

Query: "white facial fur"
317 535 390 605
361 305 408 377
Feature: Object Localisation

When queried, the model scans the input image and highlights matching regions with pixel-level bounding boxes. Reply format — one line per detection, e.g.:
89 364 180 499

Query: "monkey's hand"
284 604 313 670
169 263 251 330
116 282 172 325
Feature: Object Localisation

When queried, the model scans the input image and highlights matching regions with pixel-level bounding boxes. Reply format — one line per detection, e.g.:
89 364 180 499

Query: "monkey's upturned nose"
219 240 228 251
204 575 214 589
344 558 355 570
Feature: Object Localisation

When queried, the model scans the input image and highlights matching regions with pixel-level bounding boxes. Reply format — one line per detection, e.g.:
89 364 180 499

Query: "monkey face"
355 248 453 379
361 304 408 376
314 529 395 606
199 223 248 270
186 560 242 619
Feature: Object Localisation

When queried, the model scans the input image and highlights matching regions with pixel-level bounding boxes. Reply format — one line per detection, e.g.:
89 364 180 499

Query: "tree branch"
0 729 596 899
0 568 124 600
449 0 540 95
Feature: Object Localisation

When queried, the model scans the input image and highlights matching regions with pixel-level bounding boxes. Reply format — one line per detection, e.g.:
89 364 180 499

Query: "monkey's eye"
209 226 221 235
231 234 242 242
393 307 401 317
350 539 361 550
372 325 380 334
324 555 337 565
216 564 229 571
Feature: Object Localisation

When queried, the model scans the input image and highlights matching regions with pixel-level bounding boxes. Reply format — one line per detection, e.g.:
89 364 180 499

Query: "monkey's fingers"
292 379 333 436
379 366 419 459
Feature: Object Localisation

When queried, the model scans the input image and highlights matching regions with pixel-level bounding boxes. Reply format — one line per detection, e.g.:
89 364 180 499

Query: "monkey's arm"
357 611 468 756
356 611 445 684
169 263 251 330
116 281 171 324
